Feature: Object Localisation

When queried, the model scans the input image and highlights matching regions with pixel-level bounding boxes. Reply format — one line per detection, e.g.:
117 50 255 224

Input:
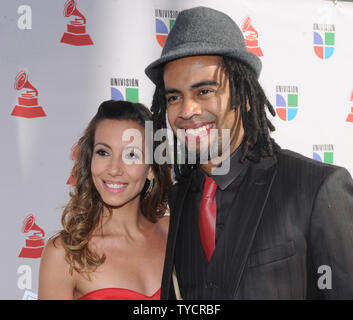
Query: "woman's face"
91 119 150 208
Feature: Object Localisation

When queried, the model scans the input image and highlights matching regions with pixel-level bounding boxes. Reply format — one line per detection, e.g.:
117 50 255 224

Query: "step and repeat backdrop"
0 0 352 299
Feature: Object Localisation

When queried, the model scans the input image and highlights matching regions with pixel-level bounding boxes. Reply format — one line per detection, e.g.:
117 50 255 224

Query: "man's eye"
166 95 179 104
199 89 213 95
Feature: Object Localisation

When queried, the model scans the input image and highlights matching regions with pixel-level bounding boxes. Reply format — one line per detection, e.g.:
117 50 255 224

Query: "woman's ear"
246 98 251 111
147 166 155 181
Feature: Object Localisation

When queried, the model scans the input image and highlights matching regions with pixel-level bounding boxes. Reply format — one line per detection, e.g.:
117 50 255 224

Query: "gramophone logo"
275 85 299 121
313 144 334 164
18 214 45 259
12 71 46 119
111 77 139 102
345 89 353 123
241 16 263 57
155 9 178 47
313 23 335 60
60 0 93 46
66 142 78 185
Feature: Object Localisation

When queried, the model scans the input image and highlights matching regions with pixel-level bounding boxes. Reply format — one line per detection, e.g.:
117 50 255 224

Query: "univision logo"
111 78 139 102
313 144 334 164
155 9 178 47
275 85 298 121
313 23 335 60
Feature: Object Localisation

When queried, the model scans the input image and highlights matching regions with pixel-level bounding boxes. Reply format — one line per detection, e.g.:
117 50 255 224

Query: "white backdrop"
0 0 352 300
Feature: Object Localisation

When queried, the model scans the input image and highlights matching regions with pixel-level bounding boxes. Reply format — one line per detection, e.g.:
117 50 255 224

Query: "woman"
38 100 172 300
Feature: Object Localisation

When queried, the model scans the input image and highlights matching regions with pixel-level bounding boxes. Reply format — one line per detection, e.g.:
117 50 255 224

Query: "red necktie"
199 175 217 262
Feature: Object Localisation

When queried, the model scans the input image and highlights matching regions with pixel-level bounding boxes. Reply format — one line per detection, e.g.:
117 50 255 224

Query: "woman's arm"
38 237 76 300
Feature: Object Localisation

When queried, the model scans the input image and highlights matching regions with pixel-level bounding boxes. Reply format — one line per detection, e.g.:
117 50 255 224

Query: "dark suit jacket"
161 149 353 299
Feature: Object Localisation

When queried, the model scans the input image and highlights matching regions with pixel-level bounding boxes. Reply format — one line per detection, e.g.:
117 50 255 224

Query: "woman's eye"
124 149 140 160
96 149 109 157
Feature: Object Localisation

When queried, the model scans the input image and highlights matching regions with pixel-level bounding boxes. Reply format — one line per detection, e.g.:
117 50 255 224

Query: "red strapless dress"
77 288 161 300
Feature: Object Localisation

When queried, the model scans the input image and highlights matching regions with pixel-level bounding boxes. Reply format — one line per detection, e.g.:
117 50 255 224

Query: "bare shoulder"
41 235 66 260
38 235 76 299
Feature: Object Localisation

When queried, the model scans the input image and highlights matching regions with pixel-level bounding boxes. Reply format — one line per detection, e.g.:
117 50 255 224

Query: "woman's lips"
102 180 128 193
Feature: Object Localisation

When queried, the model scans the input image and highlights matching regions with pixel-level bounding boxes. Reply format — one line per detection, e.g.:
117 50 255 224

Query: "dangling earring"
145 178 155 197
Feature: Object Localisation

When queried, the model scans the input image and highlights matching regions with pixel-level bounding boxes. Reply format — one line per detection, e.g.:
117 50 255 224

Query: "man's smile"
177 122 215 141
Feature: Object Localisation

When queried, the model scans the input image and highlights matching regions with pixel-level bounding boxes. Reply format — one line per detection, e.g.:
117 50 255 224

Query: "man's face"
163 55 242 162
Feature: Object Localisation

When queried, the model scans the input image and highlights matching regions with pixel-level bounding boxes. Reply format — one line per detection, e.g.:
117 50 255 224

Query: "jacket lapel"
160 177 192 299
206 157 278 298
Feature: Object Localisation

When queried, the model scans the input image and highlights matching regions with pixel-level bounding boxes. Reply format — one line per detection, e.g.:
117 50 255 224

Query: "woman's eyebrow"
94 142 111 149
125 145 143 152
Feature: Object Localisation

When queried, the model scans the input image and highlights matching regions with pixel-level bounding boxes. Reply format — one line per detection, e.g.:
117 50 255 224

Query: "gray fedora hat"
145 6 262 84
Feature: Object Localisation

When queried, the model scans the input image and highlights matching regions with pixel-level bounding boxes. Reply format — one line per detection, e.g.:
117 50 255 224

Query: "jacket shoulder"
277 149 340 173
273 148 345 192
168 177 190 206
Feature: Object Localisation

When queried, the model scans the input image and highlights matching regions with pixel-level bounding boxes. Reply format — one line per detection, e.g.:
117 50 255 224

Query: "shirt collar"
191 143 249 192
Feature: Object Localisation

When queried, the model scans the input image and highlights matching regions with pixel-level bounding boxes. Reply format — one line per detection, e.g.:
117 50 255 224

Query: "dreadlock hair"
151 56 279 182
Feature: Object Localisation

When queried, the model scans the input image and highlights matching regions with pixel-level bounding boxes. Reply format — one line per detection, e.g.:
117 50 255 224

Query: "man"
145 6 353 299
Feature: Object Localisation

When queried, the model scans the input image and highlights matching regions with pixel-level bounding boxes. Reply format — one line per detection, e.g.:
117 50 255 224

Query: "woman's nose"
107 155 124 176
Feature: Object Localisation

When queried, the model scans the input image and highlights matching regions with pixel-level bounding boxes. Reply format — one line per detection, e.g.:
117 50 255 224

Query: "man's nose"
179 97 202 120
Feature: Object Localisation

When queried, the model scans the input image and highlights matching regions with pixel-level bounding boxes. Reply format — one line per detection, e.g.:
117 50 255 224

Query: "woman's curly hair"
53 100 172 278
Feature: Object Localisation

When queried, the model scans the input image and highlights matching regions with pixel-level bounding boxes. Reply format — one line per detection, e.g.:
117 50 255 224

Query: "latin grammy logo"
346 90 353 123
18 214 45 259
12 71 46 118
66 142 78 185
241 16 264 57
346 107 353 123
60 0 93 46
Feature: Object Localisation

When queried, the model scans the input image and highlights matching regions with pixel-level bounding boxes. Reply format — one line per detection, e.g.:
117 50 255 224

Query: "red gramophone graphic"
241 17 264 57
60 0 93 46
66 142 78 185
12 71 46 118
345 90 353 123
18 214 45 259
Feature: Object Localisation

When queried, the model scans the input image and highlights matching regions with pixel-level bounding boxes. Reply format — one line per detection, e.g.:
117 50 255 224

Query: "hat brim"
145 42 262 84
